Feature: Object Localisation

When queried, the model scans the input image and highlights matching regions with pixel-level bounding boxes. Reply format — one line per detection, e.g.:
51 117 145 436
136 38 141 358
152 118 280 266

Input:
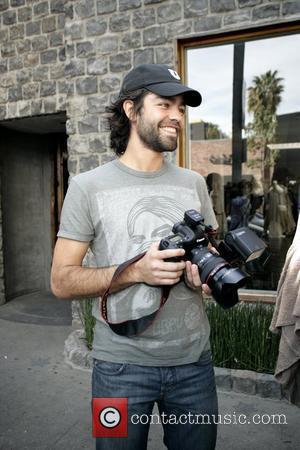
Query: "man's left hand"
184 260 212 295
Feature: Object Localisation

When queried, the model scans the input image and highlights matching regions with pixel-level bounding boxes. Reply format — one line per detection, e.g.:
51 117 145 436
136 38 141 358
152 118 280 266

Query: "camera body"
159 210 267 308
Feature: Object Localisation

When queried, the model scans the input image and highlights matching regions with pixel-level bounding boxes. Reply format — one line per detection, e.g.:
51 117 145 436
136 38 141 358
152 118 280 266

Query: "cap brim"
146 82 202 107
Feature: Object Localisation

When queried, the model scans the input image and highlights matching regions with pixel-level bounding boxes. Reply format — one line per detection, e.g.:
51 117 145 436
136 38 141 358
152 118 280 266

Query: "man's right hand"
133 242 186 286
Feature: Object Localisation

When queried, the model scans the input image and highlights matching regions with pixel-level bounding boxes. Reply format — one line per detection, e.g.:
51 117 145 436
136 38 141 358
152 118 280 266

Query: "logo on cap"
168 69 180 80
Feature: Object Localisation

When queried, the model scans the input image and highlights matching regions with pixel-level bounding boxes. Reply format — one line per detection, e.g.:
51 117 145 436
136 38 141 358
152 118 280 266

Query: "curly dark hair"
106 89 147 155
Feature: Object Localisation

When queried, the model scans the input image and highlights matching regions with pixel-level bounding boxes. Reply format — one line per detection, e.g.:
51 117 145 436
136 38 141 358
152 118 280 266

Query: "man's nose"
168 106 183 123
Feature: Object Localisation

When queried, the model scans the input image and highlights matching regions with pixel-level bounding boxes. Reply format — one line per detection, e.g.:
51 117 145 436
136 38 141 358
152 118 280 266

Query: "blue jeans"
92 350 218 450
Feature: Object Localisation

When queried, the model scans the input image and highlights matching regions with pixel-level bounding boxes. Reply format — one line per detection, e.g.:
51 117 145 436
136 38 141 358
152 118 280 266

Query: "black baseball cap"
119 64 202 107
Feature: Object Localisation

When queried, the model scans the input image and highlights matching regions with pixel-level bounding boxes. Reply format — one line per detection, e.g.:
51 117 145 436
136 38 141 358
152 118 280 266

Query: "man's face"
135 93 185 153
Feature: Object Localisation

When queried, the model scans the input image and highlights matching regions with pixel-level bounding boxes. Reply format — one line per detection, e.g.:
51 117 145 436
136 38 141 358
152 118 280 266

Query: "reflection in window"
186 32 300 291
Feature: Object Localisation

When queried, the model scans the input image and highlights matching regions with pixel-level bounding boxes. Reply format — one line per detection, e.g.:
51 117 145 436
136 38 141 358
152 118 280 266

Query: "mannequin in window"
265 180 296 238
206 173 226 237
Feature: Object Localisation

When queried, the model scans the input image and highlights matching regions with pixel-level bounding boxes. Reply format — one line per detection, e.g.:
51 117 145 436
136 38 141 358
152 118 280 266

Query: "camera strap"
100 252 171 337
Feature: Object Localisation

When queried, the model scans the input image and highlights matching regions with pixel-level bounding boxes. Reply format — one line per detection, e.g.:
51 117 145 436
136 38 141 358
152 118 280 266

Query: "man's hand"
134 242 186 286
184 260 212 295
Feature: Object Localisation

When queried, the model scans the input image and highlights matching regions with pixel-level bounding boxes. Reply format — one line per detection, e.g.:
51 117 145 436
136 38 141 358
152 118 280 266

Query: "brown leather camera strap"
100 252 171 337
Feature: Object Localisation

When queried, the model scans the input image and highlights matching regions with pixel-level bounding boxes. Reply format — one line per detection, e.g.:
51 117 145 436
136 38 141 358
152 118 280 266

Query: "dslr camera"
159 209 268 309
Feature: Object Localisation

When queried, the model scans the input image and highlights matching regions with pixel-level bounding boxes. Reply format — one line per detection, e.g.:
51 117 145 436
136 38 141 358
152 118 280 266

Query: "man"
51 64 219 450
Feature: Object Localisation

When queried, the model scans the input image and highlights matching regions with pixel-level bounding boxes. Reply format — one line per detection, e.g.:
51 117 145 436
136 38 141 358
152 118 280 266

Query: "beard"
136 115 179 153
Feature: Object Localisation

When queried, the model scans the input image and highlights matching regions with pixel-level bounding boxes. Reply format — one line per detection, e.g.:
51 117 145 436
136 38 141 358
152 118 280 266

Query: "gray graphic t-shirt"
58 159 218 366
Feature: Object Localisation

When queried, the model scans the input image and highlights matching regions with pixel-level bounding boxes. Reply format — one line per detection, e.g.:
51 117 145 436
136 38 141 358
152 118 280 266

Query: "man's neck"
119 140 165 172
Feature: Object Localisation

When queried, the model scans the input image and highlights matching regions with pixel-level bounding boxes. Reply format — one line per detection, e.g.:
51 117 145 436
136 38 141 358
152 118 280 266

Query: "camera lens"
190 247 248 308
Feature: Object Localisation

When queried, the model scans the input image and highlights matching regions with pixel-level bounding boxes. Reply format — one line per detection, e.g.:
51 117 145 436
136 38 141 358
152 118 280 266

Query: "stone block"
134 48 154 66
133 9 155 28
65 22 84 40
24 53 39 67
120 31 141 50
0 29 8 42
143 26 167 46
78 115 98 134
282 1 300 16
50 0 65 14
87 95 108 114
33 1 49 17
17 6 32 22
214 367 233 391
0 87 7 103
67 135 89 154
194 16 222 32
0 105 6 120
9 24 24 40
96 36 118 54
16 39 30 54
3 10 16 25
41 49 57 65
155 46 174 65
119 0 141 11
1 42 15 58
224 11 251 25
110 52 132 73
252 4 280 20
8 86 22 102
79 155 100 172
97 0 116 14
87 58 108 75
158 3 182 23
65 60 85 78
44 99 57 113
40 81 56 97
26 21 41 36
0 74 15 88
50 32 64 47
89 136 106 153
31 99 43 115
86 18 107 36
11 0 25 6
17 68 32 84
57 13 65 29
42 16 56 33
22 82 39 100
7 102 17 118
184 0 208 18
238 0 261 7
32 66 48 82
74 0 95 18
19 100 31 116
58 47 66 62
0 60 7 74
166 21 192 39
99 76 120 93
0 0 8 12
109 14 130 32
67 157 78 175
66 119 76 135
58 80 74 95
8 56 23 71
232 369 256 395
76 77 98 95
211 0 236 13
50 63 65 79
76 41 95 58
31 36 48 52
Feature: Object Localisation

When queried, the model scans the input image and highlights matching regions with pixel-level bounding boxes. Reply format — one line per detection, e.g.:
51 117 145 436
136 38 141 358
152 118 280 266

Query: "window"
179 23 300 294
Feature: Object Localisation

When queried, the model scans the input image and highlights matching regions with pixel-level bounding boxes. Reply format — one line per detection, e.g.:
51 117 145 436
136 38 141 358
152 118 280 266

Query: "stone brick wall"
0 0 300 303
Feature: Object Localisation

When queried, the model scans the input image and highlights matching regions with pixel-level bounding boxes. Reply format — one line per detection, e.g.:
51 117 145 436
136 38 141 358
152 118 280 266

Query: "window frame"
176 20 300 303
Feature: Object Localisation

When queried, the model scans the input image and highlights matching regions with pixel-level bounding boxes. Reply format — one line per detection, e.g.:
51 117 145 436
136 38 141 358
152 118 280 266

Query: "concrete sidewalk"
0 299 300 450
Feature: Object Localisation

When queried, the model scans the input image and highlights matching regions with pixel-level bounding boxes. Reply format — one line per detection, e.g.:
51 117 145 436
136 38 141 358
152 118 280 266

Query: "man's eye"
159 103 169 108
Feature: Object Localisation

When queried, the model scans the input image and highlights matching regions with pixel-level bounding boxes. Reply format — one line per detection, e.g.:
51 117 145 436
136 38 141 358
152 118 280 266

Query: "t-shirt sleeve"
57 178 94 242
196 174 219 230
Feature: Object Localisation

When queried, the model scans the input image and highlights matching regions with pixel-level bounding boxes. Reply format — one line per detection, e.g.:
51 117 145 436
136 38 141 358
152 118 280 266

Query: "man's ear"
123 100 136 121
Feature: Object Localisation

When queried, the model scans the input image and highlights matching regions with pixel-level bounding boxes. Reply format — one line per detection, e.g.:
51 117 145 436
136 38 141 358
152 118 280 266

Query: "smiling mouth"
160 126 178 136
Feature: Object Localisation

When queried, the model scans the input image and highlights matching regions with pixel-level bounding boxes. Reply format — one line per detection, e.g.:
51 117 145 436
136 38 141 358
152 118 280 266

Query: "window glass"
186 32 300 291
